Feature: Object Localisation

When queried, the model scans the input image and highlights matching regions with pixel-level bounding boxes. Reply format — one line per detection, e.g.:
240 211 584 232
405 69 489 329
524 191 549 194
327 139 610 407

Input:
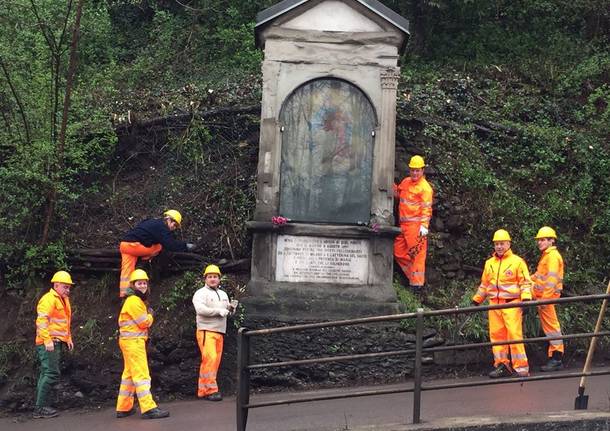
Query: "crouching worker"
116 269 169 419
118 209 196 297
471 229 533 378
34 271 75 419
192 264 236 401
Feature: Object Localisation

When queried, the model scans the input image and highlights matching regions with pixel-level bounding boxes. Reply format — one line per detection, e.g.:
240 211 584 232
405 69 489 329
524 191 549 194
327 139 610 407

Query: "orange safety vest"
473 249 533 304
35 288 72 347
118 295 153 340
394 177 433 228
532 246 564 299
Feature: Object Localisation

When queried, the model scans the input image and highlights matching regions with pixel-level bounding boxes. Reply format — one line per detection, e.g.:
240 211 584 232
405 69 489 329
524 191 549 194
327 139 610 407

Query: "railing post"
236 327 251 431
413 307 424 424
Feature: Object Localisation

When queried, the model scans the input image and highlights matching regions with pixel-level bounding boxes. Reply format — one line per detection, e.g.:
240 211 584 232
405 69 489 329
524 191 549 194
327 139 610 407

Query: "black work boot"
116 408 136 418
141 407 170 419
488 363 514 378
33 406 59 419
541 352 563 372
202 392 223 401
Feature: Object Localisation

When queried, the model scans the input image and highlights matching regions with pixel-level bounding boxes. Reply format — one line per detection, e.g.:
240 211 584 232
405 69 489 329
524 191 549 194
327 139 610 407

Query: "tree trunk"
41 0 84 245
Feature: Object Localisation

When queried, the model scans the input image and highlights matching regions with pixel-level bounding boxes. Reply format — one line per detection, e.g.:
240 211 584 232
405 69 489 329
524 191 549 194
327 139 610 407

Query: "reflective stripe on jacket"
394 177 433 228
118 295 153 340
532 246 564 299
472 249 533 304
35 289 72 346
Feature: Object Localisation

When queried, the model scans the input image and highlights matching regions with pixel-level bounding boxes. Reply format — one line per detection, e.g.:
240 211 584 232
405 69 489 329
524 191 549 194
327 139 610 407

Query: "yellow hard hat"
535 226 557 239
51 270 73 285
492 229 511 242
163 209 182 226
203 264 221 277
129 269 149 283
408 155 425 169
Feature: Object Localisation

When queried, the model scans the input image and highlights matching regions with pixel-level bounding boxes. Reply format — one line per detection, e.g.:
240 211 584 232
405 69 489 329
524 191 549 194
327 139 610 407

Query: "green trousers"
35 342 62 407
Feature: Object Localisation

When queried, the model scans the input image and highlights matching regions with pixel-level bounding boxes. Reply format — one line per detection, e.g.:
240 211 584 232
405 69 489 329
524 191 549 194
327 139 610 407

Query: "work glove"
218 308 229 317
419 225 429 236
186 243 196 251
470 300 480 307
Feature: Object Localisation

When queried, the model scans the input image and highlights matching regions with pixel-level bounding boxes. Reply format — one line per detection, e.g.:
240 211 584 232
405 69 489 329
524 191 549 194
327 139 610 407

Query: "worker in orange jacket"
116 269 169 420
393 155 433 291
33 271 74 419
471 229 533 378
118 209 195 297
531 226 565 372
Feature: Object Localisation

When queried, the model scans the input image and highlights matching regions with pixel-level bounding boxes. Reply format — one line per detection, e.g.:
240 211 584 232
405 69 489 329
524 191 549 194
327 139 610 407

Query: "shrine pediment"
256 0 410 51
281 1 383 33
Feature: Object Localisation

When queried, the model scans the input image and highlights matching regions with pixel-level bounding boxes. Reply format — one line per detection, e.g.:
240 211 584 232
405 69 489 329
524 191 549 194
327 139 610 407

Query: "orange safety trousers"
119 241 162 297
488 301 529 376
537 304 564 357
196 330 223 397
116 338 157 414
394 223 427 287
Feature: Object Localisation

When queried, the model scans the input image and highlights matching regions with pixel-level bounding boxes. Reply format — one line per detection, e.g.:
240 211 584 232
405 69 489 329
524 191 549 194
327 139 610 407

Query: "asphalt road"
2 372 610 431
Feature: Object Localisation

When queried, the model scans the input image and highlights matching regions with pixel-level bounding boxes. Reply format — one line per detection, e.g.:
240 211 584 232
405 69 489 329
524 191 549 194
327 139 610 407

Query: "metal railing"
236 293 610 430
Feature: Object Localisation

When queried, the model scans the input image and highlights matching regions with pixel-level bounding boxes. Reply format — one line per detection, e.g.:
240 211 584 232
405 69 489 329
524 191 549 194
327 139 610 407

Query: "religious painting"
279 78 376 224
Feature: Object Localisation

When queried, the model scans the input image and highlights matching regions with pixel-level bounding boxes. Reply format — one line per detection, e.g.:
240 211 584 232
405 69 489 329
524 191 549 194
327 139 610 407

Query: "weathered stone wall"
244 318 450 391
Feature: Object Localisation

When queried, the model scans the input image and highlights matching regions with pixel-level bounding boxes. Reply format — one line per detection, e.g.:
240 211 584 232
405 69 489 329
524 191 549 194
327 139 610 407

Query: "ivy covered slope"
394 0 609 299
0 0 608 407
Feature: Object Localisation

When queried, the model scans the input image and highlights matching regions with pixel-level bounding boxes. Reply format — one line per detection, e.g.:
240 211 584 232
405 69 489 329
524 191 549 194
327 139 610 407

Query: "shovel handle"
579 279 610 387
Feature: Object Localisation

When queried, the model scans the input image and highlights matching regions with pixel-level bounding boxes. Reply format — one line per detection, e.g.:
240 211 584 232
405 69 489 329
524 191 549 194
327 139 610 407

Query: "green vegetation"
0 341 31 380
160 271 202 311
0 0 608 357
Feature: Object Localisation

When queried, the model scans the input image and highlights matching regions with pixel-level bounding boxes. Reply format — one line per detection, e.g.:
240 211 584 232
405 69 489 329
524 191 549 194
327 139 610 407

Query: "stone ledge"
242 295 402 323
246 220 401 238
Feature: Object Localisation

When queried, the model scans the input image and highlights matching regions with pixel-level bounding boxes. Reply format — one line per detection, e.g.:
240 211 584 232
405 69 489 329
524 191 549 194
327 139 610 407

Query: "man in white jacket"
192 264 235 401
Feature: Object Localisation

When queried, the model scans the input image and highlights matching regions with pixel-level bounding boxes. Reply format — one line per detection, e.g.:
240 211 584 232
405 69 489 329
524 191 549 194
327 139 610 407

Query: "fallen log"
70 266 120 272
217 258 250 273
114 104 261 134
68 256 119 264
462 264 482 274
67 248 248 275
68 248 119 257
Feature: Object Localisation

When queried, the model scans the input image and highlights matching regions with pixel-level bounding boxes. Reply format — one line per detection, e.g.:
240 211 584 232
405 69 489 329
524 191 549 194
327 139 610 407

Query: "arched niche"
279 78 377 224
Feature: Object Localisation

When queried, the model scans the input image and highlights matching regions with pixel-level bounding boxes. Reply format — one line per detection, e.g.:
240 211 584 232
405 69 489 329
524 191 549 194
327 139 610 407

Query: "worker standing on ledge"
393 155 433 292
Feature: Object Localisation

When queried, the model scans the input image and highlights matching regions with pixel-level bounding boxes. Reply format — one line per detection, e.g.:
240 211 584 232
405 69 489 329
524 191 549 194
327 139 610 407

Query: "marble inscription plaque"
276 235 369 284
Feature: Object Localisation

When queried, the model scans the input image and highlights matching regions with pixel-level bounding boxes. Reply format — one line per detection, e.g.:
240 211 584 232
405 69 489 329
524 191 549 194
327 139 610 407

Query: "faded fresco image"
279 79 376 224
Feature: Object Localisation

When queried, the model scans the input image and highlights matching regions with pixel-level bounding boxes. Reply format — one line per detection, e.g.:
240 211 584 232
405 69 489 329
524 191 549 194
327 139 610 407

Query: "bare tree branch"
0 55 31 143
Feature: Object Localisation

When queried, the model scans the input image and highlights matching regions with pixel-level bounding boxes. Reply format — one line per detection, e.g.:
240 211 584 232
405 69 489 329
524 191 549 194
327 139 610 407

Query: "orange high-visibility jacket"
35 289 72 347
118 295 153 340
393 177 433 228
532 246 564 299
473 249 533 304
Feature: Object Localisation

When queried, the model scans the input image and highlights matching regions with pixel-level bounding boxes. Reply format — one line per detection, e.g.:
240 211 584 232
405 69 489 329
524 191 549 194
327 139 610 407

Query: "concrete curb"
344 411 610 431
